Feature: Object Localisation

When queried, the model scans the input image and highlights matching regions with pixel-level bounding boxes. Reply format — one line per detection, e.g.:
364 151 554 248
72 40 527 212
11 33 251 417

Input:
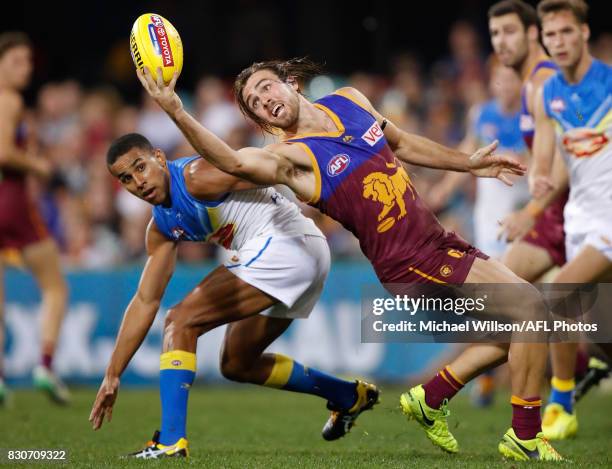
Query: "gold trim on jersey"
522 53 553 83
595 109 612 133
284 104 345 140
292 142 322 204
408 266 447 284
333 89 370 111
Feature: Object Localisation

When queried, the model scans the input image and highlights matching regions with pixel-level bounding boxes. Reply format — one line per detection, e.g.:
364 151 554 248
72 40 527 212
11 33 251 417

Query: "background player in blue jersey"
427 61 528 408
137 52 563 459
429 62 528 259
528 0 612 440
89 133 379 458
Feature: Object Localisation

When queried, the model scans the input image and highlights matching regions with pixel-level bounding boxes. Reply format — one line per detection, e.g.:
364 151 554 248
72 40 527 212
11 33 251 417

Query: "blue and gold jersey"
152 156 320 250
286 91 448 282
474 100 525 153
152 156 230 245
542 59 612 235
471 99 529 257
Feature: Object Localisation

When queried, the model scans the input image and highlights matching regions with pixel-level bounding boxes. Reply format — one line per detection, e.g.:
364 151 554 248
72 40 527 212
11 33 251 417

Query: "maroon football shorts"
521 191 568 267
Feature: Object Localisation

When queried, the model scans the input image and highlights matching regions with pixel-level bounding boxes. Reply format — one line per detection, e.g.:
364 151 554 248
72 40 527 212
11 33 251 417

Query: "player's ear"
581 23 590 42
527 24 539 42
286 75 299 91
154 148 167 167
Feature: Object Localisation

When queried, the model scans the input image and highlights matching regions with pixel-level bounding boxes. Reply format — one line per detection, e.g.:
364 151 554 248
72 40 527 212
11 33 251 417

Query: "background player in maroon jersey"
136 58 562 460
0 32 70 405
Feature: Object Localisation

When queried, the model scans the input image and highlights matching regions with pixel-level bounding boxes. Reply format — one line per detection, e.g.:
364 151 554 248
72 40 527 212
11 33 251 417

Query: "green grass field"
2 385 611 468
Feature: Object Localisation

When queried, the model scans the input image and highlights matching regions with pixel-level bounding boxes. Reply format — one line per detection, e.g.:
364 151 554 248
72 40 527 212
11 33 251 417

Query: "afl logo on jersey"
327 154 351 177
520 114 534 132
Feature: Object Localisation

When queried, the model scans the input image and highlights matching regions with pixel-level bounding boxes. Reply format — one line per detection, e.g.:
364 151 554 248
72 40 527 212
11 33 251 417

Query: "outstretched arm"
89 220 177 430
185 157 263 201
336 87 526 185
137 69 292 186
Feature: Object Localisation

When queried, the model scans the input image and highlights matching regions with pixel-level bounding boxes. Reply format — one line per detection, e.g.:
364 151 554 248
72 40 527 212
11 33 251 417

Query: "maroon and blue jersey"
519 58 558 149
286 91 482 284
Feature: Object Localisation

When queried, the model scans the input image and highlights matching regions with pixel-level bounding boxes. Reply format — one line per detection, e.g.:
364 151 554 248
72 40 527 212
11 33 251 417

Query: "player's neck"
0 78 15 91
500 98 521 115
283 98 338 138
520 44 549 81
561 52 592 85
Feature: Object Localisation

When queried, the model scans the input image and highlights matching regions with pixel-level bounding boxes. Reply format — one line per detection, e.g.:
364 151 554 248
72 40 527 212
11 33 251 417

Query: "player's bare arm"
185 157 262 200
499 157 569 242
137 68 291 183
138 67 317 200
530 85 558 198
336 87 526 185
89 220 177 430
0 91 51 178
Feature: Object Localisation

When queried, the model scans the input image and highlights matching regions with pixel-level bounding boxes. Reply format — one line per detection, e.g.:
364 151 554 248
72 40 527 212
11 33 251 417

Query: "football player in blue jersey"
528 0 612 440
89 133 380 457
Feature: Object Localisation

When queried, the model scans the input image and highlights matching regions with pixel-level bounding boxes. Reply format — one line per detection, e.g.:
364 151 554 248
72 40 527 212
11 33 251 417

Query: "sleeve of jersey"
151 209 172 241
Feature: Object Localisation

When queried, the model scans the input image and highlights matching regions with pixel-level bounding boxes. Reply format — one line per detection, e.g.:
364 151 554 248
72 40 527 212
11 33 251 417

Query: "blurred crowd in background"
15 22 612 269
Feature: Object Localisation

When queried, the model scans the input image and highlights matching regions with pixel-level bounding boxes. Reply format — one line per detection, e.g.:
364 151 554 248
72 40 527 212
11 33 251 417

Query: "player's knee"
164 306 195 338
518 284 548 320
219 357 250 383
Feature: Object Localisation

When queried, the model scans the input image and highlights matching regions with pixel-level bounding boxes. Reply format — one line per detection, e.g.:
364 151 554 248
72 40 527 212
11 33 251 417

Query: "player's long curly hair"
233 57 323 133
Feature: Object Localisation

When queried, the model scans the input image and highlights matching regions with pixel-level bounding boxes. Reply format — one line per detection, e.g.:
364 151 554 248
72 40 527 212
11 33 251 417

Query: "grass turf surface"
1 385 610 468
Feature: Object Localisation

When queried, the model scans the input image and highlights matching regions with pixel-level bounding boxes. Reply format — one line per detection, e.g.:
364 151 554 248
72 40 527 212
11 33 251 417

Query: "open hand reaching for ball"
137 67 183 117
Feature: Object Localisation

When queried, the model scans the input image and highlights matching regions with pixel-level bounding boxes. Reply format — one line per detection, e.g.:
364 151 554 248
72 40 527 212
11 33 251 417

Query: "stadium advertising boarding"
4 263 447 385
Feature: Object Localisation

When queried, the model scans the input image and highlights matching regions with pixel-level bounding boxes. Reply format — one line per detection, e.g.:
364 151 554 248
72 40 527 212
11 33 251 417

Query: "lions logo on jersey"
362 160 415 233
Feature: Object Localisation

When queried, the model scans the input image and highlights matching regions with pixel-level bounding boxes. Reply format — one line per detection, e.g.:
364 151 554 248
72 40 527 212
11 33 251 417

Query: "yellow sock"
263 354 294 388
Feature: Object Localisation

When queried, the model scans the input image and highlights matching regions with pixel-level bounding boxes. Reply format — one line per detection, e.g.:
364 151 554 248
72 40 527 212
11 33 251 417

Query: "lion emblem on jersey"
362 161 415 233
562 128 609 157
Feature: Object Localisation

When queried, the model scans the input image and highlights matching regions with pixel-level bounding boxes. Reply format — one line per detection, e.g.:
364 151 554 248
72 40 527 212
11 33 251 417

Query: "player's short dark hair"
0 32 31 59
107 133 153 167
537 0 588 24
234 57 323 133
488 0 538 30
